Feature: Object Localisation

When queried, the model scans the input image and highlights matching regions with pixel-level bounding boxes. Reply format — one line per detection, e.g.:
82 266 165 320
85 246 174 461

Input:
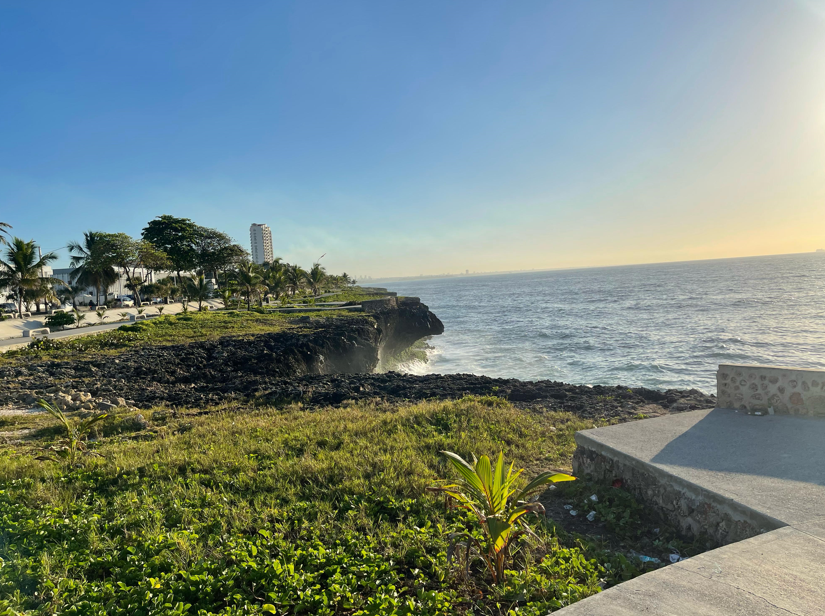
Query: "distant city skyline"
2 1 824 276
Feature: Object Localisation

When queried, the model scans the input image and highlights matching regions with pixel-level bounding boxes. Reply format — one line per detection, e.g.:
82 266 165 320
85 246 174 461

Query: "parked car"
117 296 135 307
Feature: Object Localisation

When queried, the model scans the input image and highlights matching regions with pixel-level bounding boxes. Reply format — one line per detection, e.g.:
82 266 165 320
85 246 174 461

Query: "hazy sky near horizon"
2 0 825 276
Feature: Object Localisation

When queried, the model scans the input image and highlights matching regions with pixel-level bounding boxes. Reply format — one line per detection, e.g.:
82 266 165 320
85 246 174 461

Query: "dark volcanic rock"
0 301 715 421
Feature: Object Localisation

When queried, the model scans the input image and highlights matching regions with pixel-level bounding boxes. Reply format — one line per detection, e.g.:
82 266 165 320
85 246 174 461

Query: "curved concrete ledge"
561 408 825 615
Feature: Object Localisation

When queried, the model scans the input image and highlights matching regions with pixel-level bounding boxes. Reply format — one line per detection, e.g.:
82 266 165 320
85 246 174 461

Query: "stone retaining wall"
572 440 780 546
717 364 825 416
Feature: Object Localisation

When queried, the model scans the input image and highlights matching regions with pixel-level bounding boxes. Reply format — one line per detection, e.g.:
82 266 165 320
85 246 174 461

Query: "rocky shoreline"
0 301 715 420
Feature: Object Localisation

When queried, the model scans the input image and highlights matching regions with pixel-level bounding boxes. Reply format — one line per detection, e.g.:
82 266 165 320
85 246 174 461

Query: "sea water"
379 253 825 393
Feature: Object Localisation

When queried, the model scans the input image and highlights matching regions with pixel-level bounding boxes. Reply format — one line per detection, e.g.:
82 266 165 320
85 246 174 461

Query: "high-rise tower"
249 223 273 264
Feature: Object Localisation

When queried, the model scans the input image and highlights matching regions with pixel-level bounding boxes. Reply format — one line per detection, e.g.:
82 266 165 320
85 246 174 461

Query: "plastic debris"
586 511 597 522
630 551 661 564
563 504 573 510
589 494 599 503
569 509 578 516
653 528 660 534
669 553 684 563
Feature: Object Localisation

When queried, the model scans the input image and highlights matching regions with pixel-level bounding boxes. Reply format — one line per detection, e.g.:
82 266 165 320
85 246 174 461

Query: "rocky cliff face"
0 301 444 410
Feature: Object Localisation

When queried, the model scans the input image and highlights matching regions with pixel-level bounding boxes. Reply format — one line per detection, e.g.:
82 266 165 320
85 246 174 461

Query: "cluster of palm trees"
1 220 358 317
223 260 342 310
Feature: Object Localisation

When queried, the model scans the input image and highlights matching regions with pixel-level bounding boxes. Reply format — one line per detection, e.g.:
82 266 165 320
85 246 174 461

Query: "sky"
1 0 824 277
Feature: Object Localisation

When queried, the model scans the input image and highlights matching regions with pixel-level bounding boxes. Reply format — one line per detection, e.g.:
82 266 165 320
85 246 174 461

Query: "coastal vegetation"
0 396 670 615
0 214 359 317
0 310 366 362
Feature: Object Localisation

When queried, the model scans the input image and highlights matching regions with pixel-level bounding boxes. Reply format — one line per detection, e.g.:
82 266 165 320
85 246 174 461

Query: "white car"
118 296 135 307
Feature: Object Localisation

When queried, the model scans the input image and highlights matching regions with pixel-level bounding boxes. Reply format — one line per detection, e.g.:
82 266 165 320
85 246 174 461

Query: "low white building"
51 267 175 304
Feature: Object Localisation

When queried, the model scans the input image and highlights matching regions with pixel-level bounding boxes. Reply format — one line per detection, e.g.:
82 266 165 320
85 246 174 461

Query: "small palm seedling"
156 306 165 315
136 307 146 315
119 311 130 320
96 309 108 322
35 399 108 466
73 309 86 328
430 451 575 584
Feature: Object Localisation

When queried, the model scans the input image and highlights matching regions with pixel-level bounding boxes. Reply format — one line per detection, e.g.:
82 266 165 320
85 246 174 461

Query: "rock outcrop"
0 301 444 411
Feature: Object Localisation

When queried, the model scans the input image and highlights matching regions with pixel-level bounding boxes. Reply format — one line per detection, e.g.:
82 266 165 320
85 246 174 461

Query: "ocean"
378 253 825 393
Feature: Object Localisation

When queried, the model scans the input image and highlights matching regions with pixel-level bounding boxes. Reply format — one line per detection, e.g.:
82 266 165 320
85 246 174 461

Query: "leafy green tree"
430 451 575 585
98 233 170 305
193 227 247 281
0 237 59 317
68 232 118 306
141 215 200 283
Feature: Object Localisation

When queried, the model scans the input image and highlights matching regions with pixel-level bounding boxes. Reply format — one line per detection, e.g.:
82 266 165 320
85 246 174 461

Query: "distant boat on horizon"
817 249 825 253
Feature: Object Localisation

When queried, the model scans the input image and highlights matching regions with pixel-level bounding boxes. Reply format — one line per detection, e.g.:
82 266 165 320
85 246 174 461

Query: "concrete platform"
559 409 825 615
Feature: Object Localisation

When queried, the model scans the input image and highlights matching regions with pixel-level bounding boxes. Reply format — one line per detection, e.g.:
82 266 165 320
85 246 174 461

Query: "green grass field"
1 310 367 362
0 396 660 616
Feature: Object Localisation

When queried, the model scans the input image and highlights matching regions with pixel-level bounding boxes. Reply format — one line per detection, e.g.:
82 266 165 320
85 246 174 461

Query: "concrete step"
556 409 825 615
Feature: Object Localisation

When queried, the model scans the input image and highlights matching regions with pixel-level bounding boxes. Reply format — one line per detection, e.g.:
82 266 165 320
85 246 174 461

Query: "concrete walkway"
0 300 223 345
558 409 825 615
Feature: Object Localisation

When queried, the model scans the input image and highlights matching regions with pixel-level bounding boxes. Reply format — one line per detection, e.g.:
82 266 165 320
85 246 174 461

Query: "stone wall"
572 443 779 546
717 364 825 416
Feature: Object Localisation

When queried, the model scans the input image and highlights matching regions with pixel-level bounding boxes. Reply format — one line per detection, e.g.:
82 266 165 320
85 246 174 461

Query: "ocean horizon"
378 252 825 393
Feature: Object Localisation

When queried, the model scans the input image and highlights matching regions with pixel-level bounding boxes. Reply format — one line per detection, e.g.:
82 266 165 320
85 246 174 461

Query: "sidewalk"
557 409 825 615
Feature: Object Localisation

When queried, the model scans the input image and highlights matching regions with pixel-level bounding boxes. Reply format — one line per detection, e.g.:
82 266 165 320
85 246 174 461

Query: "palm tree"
56 283 84 310
68 232 118 307
284 264 306 297
233 262 265 310
183 274 211 311
305 262 326 296
26 279 58 314
0 222 11 246
263 267 286 302
0 237 59 317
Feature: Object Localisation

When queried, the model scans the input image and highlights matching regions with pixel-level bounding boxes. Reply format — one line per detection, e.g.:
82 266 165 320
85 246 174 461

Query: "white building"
249 223 273 265
52 267 173 304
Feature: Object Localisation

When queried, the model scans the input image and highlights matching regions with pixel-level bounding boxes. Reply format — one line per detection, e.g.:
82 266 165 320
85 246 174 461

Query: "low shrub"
45 312 76 330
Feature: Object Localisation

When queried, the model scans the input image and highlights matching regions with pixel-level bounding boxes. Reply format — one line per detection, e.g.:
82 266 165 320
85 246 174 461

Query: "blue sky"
2 1 824 276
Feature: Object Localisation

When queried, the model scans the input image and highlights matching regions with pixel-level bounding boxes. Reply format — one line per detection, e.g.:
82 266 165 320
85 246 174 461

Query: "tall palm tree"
183 274 211 311
263 267 286 301
284 264 306 297
68 231 118 306
0 237 59 317
305 262 326 296
0 222 11 247
233 262 264 310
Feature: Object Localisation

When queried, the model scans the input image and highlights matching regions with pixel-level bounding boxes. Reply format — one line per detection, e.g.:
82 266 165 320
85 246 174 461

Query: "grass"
0 310 369 362
0 396 658 615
